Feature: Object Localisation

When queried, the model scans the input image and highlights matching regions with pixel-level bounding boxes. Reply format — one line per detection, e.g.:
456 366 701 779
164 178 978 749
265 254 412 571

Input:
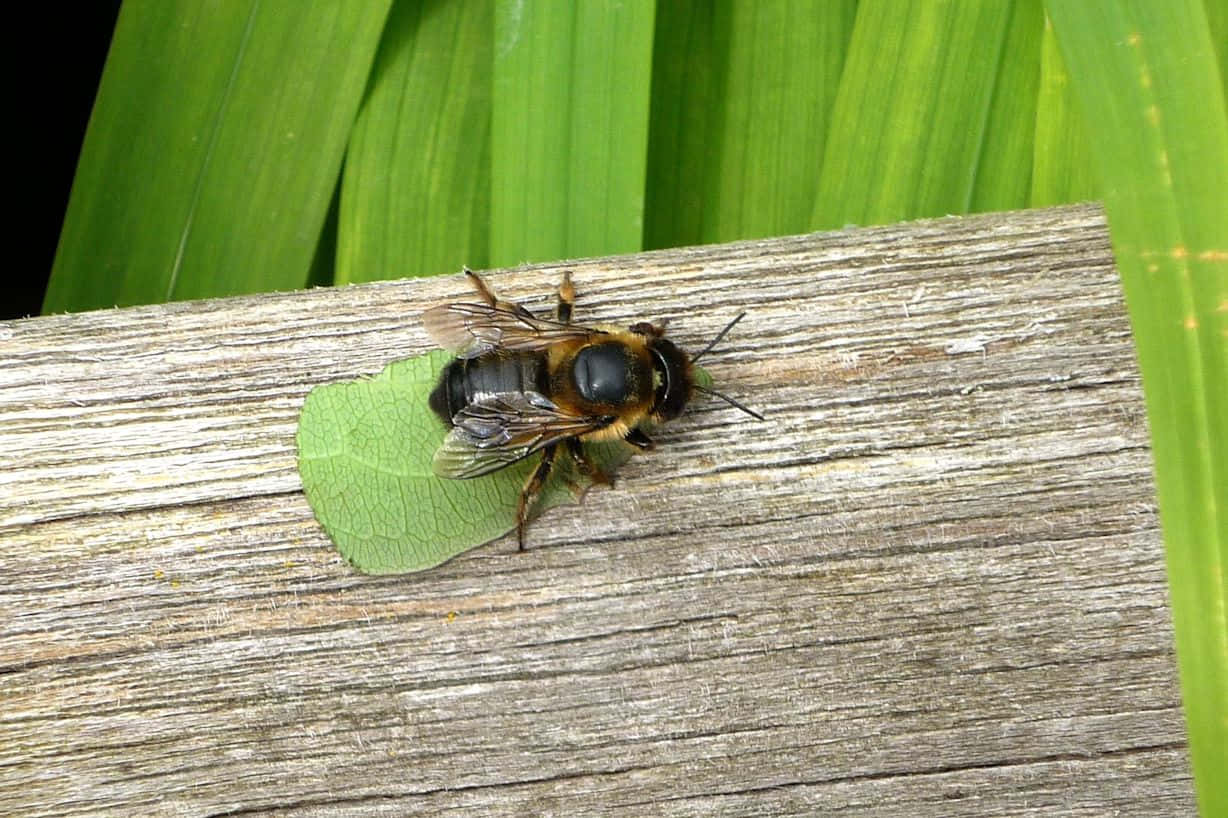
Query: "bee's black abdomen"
429 359 466 424
429 354 549 426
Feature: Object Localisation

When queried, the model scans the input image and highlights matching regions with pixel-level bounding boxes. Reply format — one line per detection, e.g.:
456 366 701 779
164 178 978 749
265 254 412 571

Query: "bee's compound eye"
573 342 632 404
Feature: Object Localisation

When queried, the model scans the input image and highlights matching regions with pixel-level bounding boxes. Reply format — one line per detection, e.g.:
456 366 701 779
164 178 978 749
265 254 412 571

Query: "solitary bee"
423 269 761 548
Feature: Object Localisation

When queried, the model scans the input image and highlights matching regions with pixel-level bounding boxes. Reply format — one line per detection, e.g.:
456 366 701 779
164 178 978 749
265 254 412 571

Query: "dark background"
12 3 122 320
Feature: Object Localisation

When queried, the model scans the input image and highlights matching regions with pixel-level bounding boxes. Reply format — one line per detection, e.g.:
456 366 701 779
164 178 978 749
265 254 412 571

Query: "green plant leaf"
812 0 1014 229
45 0 391 313
491 0 655 264
297 350 633 574
1046 1 1228 813
1030 15 1099 207
643 0 856 248
337 0 492 284
969 0 1043 212
1208 0 1228 104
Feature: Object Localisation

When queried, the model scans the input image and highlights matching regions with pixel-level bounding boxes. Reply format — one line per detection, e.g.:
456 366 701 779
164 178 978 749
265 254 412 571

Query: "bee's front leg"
625 428 654 450
517 444 558 551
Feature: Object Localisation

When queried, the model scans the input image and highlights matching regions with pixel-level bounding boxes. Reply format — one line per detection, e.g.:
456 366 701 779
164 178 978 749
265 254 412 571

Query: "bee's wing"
433 392 613 480
422 301 600 359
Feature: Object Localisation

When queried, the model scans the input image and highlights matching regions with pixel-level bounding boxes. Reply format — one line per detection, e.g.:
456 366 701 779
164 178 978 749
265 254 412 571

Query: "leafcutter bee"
423 269 762 548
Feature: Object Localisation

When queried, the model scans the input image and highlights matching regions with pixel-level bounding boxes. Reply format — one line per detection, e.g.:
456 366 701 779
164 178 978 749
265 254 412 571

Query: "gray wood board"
0 204 1192 815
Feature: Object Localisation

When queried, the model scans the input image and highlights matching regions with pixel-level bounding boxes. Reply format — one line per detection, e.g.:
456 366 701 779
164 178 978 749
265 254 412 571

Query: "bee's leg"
567 438 612 486
625 428 654 450
556 271 575 324
517 444 558 551
465 266 539 320
463 266 499 307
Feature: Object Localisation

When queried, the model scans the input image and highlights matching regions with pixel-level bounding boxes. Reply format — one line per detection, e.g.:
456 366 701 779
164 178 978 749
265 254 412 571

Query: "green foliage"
46 0 391 311
491 0 656 264
50 2 1228 804
337 0 492 283
645 0 856 246
1046 2 1227 813
1031 18 1099 206
812 1 1016 228
969 0 1043 212
297 350 634 573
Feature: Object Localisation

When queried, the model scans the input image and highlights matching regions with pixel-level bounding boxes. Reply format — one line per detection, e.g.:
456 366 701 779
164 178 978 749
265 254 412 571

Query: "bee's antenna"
689 312 762 419
691 312 747 364
695 385 765 421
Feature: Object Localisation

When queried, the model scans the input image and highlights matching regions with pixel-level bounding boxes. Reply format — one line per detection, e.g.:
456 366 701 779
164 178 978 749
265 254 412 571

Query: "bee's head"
633 315 763 423
647 336 693 422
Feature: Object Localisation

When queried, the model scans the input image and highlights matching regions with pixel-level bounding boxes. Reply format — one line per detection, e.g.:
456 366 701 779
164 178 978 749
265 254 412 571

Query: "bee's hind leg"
465 266 540 319
517 444 558 551
462 266 499 307
556 271 575 324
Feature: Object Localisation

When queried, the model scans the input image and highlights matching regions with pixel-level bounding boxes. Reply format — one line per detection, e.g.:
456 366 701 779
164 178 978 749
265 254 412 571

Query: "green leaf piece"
1047 2 1228 813
693 365 714 390
491 0 655 264
297 350 633 574
45 0 392 312
337 0 492 284
813 0 1014 229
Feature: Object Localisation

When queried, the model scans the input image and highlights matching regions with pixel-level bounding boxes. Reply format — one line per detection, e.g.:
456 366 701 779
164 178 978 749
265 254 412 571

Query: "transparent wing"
433 392 614 479
422 301 601 359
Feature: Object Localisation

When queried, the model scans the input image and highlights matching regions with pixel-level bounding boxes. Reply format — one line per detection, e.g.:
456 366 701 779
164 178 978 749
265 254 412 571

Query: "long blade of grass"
1208 0 1227 104
337 0 492 284
812 0 1014 229
969 0 1043 212
1046 3 1228 813
45 0 391 313
640 1 722 249
644 0 855 248
491 0 655 265
1030 16 1099 207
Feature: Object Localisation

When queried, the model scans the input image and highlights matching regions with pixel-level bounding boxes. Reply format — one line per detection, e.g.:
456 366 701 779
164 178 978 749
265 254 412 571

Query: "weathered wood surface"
0 204 1192 816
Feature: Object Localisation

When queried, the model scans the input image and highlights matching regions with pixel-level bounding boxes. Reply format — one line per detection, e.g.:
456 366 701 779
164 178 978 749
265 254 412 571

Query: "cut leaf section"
297 350 633 574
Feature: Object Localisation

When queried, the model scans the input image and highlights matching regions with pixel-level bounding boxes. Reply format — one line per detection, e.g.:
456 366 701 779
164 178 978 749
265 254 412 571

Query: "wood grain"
0 204 1192 816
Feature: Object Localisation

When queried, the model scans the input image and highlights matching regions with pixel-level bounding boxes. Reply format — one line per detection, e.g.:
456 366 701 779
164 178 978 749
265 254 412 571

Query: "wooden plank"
0 204 1192 815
